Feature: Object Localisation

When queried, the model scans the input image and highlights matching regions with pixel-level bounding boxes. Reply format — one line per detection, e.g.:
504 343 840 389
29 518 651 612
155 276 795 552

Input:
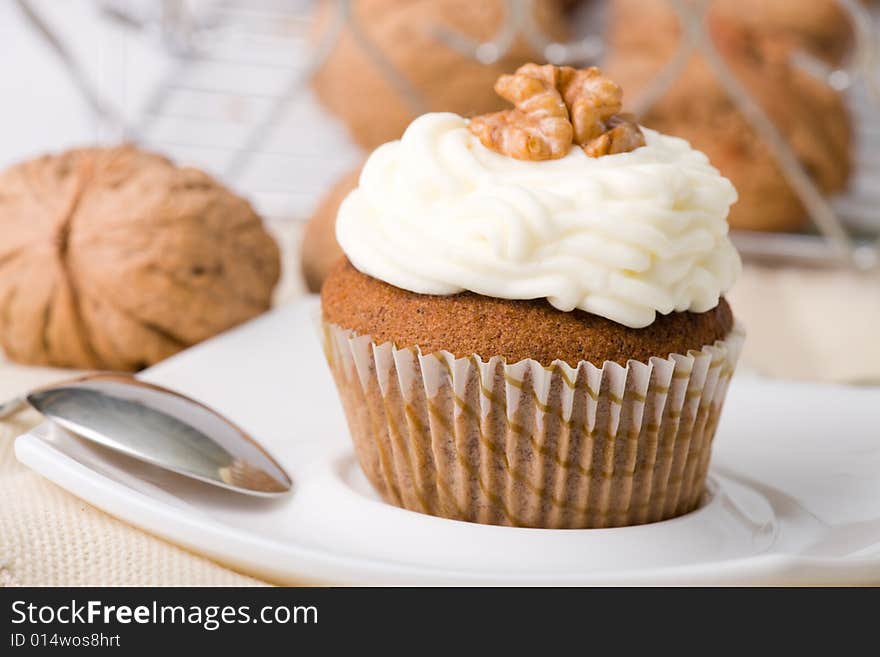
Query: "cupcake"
320 64 744 529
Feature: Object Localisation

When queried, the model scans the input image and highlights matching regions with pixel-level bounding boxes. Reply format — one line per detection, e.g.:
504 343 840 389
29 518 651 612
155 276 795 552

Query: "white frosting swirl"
336 112 740 328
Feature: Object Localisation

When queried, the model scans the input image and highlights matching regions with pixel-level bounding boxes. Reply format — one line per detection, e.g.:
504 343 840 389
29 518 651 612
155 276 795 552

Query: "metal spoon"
0 373 291 497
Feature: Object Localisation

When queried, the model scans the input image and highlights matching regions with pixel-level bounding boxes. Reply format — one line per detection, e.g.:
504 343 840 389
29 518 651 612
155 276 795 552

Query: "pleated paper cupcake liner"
321 319 745 529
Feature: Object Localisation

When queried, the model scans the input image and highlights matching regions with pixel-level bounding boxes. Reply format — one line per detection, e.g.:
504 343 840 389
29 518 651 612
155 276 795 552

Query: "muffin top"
323 259 733 366
335 65 740 330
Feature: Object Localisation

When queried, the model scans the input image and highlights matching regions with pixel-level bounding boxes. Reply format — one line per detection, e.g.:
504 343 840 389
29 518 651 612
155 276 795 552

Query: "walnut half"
469 64 573 161
469 64 645 160
582 113 646 157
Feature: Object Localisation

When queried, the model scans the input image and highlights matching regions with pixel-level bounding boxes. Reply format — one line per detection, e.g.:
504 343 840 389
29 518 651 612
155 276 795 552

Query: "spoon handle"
0 396 27 421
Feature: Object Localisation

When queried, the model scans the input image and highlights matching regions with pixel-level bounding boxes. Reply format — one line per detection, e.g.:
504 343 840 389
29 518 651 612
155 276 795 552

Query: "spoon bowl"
10 374 291 497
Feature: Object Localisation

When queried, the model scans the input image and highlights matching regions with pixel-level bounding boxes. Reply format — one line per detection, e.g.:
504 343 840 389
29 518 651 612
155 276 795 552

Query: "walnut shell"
0 146 280 371
311 0 570 149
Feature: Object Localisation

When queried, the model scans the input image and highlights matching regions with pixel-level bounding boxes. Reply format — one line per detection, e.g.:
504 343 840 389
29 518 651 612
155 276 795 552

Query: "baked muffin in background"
300 166 361 293
310 0 569 149
320 65 744 529
603 0 853 232
710 0 854 65
608 0 853 66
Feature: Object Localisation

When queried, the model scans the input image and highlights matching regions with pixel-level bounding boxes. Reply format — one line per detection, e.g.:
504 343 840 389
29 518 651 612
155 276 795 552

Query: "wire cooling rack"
120 0 364 221
16 0 363 221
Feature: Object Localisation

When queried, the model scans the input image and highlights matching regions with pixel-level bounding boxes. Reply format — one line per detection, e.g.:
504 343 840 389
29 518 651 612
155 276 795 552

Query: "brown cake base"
322 259 734 367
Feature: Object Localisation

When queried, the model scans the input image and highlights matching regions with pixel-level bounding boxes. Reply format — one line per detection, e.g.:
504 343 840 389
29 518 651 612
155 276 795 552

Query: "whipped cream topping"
336 112 740 328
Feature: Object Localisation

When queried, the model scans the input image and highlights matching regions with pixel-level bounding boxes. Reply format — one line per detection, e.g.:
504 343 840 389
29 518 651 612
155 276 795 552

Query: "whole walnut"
311 0 570 149
0 146 280 371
